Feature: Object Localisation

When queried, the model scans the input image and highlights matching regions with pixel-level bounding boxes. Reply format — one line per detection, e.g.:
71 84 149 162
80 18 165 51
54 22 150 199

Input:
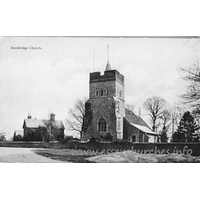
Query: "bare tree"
181 60 200 107
159 109 171 130
158 108 171 142
66 97 88 139
143 96 167 132
171 105 186 134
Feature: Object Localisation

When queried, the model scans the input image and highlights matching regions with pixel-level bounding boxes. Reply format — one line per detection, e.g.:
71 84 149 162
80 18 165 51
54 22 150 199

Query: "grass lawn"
33 149 96 163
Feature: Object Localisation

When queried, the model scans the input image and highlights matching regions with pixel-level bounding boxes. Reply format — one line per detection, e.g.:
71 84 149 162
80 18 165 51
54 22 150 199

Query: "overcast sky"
0 37 200 139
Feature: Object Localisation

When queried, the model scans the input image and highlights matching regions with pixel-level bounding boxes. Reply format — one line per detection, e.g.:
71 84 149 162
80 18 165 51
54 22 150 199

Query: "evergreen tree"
13 132 16 141
15 134 23 141
0 132 6 141
171 111 199 142
160 126 168 142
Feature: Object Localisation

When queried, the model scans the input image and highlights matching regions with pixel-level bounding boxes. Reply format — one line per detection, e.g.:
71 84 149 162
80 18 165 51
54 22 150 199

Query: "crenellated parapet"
90 70 124 86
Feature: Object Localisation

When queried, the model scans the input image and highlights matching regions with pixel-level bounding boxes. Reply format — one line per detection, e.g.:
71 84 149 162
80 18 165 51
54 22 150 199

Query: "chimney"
27 113 32 119
50 113 55 121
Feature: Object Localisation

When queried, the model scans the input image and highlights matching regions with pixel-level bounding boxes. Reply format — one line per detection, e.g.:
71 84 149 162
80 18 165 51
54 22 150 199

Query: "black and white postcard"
1 36 200 163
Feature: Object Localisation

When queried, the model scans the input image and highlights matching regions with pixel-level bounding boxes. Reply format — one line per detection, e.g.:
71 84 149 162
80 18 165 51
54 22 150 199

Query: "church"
82 53 158 143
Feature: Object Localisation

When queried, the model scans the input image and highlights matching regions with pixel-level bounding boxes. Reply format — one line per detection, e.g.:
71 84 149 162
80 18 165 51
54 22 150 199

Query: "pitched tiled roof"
46 120 65 129
23 119 65 129
23 119 44 128
125 108 151 129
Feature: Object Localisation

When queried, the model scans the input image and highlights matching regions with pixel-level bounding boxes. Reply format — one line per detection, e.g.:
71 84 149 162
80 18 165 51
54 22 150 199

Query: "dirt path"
0 147 65 163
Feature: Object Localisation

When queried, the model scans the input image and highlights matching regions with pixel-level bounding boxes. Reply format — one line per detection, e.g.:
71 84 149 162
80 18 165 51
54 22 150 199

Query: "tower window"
119 90 122 98
96 89 109 97
98 118 107 132
100 89 104 96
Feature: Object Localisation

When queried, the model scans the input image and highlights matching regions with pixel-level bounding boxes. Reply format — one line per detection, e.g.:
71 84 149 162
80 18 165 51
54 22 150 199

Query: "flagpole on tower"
105 44 111 71
107 44 109 62
93 48 95 72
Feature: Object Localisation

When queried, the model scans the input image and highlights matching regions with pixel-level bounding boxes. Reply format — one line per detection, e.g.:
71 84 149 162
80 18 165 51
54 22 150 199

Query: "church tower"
82 48 125 141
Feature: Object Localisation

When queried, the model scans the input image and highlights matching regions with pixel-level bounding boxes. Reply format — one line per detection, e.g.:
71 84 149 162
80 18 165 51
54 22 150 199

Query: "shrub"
113 139 130 144
88 137 100 143
71 138 80 141
100 132 113 142
61 136 74 143
13 134 24 141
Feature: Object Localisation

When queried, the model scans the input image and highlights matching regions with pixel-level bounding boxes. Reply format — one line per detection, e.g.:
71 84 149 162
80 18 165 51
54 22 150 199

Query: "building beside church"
82 57 158 143
22 113 65 141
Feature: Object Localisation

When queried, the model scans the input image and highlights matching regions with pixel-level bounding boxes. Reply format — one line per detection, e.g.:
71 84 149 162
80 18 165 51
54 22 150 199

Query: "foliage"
60 135 80 143
171 111 199 142
158 108 171 142
100 132 113 142
113 139 130 144
13 132 16 141
88 137 100 143
71 138 80 141
62 136 74 143
13 133 23 141
23 130 43 141
160 127 168 142
38 125 48 141
0 132 6 141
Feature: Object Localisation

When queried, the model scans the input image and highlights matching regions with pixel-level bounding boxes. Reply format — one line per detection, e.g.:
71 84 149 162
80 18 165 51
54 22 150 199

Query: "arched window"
106 89 109 96
98 118 107 132
95 90 99 96
132 135 136 142
100 89 104 96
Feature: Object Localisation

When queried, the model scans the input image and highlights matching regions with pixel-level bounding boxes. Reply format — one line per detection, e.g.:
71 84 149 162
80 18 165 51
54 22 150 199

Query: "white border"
1 1 200 200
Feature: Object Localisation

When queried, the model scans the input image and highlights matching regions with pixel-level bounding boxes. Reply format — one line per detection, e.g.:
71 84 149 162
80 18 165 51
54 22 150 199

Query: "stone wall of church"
83 70 125 141
82 97 117 141
123 118 149 142
89 80 116 99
